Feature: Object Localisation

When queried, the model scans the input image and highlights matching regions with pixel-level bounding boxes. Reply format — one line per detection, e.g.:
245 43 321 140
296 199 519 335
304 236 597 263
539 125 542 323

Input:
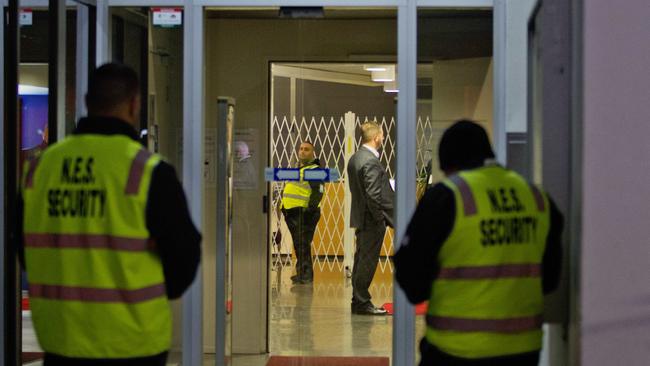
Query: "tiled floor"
22 261 426 366
269 263 411 358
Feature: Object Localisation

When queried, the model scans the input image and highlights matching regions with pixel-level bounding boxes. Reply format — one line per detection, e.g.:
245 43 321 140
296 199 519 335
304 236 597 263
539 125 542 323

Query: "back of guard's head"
438 119 495 172
86 63 140 115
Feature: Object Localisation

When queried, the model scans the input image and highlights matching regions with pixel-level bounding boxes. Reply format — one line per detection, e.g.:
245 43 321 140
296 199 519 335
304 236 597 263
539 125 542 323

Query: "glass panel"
414 6 494 363
205 7 397 365
109 5 186 363
19 4 81 363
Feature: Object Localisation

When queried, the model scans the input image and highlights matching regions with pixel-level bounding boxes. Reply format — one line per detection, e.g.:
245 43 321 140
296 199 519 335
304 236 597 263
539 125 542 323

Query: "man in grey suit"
347 121 395 315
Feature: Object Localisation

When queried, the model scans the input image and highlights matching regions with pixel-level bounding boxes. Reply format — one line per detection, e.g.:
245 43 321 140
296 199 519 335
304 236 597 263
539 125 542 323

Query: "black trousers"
419 339 539 366
351 222 386 306
44 352 168 366
283 207 320 280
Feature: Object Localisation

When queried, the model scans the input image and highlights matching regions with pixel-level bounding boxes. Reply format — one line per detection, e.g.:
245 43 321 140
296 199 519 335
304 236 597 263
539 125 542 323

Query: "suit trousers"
419 339 539 366
352 222 386 306
283 207 320 280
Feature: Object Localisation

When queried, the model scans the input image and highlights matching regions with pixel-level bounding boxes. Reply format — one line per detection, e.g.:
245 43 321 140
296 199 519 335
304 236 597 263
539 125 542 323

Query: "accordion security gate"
270 112 438 277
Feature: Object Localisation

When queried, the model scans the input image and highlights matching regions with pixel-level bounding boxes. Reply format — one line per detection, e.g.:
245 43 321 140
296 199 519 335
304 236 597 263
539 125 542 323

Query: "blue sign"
273 168 300 181
303 169 329 181
265 167 341 182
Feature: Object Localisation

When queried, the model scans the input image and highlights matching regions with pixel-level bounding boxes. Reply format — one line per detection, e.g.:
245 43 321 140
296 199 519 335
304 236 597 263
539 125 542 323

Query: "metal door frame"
2 1 513 366
195 2 495 366
2 1 97 365
3 2 19 364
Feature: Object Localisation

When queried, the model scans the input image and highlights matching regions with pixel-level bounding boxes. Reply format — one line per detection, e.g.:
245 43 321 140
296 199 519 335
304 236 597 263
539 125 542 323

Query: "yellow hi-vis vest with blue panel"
22 134 171 358
426 165 550 359
282 163 321 209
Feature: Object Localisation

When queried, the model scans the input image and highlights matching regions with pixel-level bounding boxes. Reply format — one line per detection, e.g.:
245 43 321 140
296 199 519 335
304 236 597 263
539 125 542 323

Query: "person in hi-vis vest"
281 141 324 284
18 63 201 366
394 120 563 366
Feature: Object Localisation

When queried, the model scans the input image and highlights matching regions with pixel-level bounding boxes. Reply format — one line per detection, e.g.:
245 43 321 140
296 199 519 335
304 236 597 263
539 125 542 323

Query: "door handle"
262 195 268 214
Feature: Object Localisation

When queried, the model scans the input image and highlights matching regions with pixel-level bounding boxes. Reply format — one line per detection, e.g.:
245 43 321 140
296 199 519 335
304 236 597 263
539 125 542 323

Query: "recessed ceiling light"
364 65 387 72
19 84 48 95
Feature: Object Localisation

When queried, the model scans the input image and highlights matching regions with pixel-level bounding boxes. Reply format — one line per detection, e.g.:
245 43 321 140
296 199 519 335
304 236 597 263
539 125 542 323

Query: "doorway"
204 7 399 363
269 62 398 357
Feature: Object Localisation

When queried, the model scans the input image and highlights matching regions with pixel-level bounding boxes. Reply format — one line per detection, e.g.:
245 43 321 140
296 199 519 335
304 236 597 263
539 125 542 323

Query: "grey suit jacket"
347 146 395 230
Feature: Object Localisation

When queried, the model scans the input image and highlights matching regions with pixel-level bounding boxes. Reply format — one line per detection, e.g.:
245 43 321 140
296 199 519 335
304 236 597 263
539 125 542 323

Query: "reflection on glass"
413 7 494 364
19 4 83 362
107 6 185 363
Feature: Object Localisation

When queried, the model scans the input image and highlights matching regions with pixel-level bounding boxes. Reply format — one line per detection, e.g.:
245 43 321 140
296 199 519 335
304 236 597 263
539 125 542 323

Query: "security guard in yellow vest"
395 120 563 366
281 142 324 284
18 63 201 366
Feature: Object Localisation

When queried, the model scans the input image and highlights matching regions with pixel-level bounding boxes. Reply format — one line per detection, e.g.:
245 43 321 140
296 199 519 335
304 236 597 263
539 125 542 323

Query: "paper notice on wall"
204 128 217 187
152 8 182 28
233 128 259 190
20 9 33 26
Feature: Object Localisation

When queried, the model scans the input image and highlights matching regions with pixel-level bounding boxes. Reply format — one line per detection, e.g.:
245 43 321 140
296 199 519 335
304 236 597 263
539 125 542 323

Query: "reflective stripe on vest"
24 233 155 252
125 149 152 194
449 175 477 216
437 263 541 279
529 184 546 211
29 283 166 303
427 166 550 359
22 134 170 359
282 163 319 209
24 156 40 188
426 314 543 333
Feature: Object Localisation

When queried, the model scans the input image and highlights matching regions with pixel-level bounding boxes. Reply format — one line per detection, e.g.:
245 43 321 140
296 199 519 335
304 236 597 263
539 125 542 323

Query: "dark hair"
85 63 140 114
438 119 495 172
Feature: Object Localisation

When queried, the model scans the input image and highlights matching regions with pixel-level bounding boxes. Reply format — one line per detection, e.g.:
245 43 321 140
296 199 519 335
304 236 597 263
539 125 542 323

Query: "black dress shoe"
352 303 387 315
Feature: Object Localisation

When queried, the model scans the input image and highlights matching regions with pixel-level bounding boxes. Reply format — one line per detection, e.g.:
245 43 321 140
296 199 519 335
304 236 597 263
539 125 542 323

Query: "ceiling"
205 8 492 60
206 7 490 20
277 63 435 78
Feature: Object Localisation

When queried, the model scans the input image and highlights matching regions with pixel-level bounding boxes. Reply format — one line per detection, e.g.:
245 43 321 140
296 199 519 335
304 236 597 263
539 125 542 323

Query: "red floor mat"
22 352 43 364
381 301 428 315
267 356 389 366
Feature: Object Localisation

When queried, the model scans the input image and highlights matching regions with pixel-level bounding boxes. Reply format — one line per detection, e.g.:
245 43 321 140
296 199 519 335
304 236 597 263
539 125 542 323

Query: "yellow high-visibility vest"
282 163 320 209
22 134 171 358
426 165 550 359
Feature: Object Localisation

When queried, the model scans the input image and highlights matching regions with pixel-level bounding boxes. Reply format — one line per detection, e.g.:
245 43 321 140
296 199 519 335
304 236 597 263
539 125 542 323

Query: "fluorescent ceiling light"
364 64 387 72
371 65 395 82
19 84 48 95
383 80 399 93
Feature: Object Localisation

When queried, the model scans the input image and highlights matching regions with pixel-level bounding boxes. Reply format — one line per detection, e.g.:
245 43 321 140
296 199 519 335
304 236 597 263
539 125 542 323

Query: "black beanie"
438 119 495 172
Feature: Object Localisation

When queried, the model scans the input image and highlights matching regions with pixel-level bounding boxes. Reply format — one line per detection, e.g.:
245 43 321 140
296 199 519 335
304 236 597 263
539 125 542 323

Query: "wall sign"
152 8 182 28
20 9 33 26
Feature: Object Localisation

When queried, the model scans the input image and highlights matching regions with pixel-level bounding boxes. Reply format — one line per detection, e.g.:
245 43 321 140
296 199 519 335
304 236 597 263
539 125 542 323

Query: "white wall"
428 57 493 181
581 0 650 365
504 0 536 133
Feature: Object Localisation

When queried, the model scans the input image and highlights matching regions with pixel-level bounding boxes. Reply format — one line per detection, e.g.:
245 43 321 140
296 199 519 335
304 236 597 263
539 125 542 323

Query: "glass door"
109 4 186 362
411 5 494 365
14 1 96 364
205 6 398 365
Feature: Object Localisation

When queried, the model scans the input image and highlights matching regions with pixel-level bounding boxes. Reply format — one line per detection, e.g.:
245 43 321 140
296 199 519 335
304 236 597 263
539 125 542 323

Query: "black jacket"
18 116 202 300
304 158 324 209
347 146 395 229
394 179 564 305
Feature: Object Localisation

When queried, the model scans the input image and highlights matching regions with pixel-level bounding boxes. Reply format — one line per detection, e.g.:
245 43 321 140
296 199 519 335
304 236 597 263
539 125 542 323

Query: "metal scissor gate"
270 112 437 277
